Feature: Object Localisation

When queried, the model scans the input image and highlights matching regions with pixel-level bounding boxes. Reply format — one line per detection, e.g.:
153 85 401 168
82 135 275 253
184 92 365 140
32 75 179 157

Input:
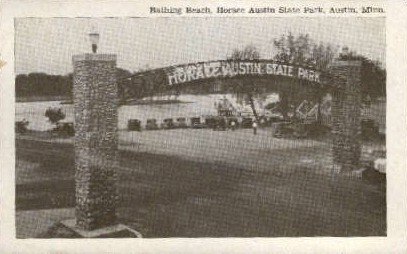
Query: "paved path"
19 128 383 176
120 128 333 174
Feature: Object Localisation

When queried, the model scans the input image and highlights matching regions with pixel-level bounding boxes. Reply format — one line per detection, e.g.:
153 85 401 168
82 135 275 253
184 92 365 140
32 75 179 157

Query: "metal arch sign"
165 60 322 86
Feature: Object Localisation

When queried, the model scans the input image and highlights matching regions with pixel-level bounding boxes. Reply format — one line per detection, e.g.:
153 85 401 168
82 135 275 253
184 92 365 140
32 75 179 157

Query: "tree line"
16 72 73 99
227 33 386 121
16 33 386 104
15 68 134 101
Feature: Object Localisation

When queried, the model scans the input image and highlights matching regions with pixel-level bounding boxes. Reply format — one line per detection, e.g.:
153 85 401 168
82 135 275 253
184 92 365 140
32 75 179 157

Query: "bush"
16 120 29 133
45 107 65 125
128 119 141 131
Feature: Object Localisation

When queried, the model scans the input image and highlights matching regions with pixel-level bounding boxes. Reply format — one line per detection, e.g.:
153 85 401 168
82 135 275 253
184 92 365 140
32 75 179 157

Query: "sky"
15 17 385 75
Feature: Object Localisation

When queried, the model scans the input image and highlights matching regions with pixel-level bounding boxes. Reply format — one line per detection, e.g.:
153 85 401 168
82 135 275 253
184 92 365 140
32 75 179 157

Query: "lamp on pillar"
89 32 100 53
339 46 349 59
342 46 349 55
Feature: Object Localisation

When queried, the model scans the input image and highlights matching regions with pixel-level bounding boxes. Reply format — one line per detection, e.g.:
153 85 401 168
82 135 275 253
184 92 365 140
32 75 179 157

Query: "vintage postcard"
0 0 406 253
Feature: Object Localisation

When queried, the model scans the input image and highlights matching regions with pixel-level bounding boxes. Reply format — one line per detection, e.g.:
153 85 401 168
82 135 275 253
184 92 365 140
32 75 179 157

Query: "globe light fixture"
89 32 100 53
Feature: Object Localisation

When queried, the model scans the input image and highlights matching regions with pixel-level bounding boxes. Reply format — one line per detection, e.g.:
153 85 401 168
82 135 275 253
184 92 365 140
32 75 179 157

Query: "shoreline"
122 99 191 106
17 96 191 106
16 96 71 103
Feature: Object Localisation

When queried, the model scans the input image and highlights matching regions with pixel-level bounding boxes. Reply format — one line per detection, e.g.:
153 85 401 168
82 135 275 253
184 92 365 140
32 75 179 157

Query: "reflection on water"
16 101 73 131
16 94 280 131
17 94 280 131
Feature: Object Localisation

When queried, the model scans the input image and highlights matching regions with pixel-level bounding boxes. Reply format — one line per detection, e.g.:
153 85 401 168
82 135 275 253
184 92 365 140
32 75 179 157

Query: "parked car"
146 118 159 130
258 116 269 127
227 117 239 128
292 123 308 139
53 121 75 137
174 117 188 128
161 118 175 129
204 116 217 129
213 116 227 131
272 122 294 138
128 119 141 131
191 117 206 129
241 117 253 129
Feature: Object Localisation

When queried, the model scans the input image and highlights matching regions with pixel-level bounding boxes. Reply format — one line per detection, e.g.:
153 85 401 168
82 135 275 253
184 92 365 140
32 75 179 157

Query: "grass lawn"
16 131 386 237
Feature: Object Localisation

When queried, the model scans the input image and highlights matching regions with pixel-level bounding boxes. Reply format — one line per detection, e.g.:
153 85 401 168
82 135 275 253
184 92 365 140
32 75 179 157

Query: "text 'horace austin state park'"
166 61 322 86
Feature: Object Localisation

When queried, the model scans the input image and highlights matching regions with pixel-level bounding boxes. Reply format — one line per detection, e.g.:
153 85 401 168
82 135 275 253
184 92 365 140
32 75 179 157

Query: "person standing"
252 120 258 135
230 120 236 131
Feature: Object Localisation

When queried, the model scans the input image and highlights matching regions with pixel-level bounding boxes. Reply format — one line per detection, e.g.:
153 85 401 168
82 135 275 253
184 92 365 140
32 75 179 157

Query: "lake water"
16 94 279 131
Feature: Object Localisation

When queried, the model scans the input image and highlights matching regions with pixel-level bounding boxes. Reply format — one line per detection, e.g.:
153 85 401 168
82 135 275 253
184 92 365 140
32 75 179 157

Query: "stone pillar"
330 60 362 172
72 54 118 230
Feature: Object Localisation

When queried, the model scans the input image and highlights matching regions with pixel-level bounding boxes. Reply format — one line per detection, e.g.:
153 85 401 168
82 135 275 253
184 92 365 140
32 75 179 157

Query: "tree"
117 68 133 103
227 44 262 121
338 50 386 100
45 107 65 126
119 65 171 102
273 32 386 122
272 33 337 122
16 68 133 103
273 33 336 69
228 45 260 61
16 72 73 99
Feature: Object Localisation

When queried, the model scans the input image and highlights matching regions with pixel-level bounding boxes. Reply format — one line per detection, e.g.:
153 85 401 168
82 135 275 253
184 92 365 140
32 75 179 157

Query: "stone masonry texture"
330 60 362 172
72 54 118 230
